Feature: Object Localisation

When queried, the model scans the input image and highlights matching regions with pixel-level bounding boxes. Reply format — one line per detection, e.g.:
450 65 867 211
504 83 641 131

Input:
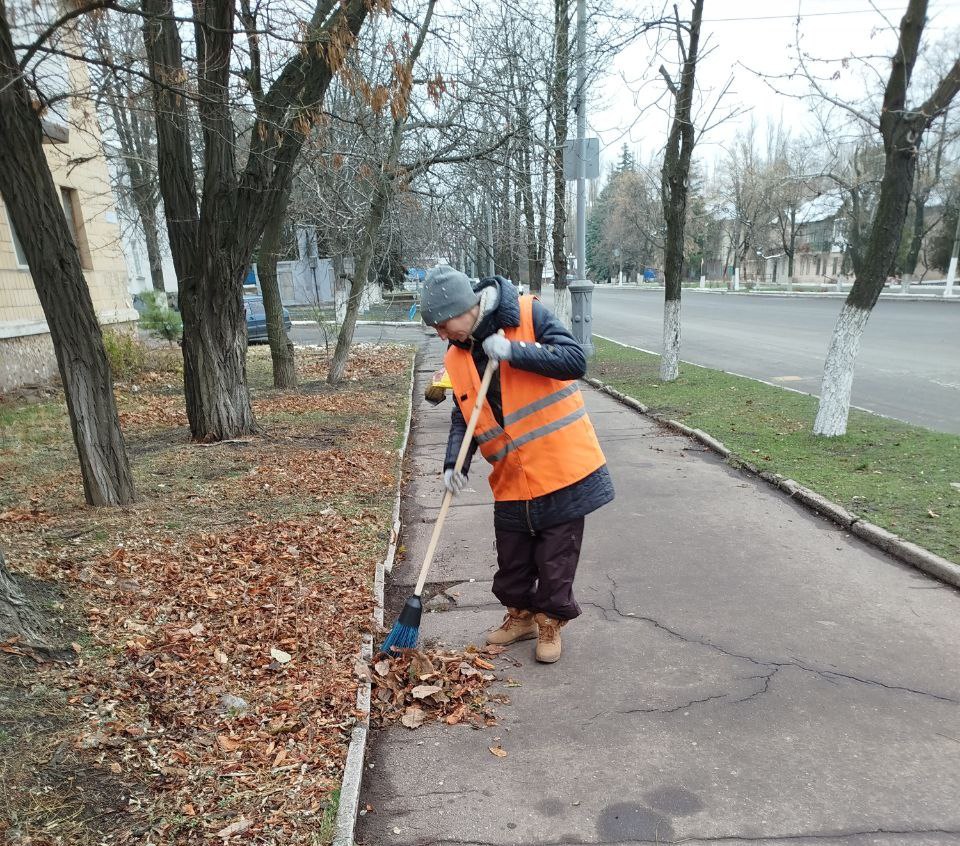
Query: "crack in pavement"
579 576 958 706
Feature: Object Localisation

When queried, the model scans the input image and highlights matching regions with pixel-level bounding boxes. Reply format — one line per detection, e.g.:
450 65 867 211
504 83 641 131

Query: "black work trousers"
492 517 585 621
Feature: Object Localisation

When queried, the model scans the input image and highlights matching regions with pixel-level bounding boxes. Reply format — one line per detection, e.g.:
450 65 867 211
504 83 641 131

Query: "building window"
3 203 29 269
60 186 93 270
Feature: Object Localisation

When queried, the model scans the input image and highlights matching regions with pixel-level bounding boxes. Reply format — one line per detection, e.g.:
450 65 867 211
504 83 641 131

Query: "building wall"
0 58 134 392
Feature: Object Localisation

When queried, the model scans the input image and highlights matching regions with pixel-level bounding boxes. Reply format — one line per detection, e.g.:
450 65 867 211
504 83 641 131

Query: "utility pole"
486 201 495 277
574 0 586 280
944 208 959 298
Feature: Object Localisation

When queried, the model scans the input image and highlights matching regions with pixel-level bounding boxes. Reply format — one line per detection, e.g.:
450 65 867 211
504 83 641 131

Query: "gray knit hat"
420 265 479 326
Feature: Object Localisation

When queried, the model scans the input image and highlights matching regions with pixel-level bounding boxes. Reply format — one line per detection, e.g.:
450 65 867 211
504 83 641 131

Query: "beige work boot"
485 608 538 646
534 613 568 663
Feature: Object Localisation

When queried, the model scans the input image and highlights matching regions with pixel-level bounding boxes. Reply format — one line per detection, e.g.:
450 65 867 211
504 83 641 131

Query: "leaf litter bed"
0 343 417 844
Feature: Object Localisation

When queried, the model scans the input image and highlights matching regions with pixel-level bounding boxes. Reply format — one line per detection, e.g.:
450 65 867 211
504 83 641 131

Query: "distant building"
1 2 134 392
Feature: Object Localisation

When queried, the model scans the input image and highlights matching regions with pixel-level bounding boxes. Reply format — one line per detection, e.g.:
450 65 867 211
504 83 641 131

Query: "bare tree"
142 0 380 440
0 1 135 505
84 10 166 295
658 0 703 382
901 108 957 277
814 0 960 436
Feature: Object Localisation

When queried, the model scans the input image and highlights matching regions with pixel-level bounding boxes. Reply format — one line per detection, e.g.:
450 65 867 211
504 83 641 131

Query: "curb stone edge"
332 353 417 846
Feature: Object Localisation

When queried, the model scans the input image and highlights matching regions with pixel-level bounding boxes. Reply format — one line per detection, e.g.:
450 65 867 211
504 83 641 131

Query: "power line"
704 8 905 23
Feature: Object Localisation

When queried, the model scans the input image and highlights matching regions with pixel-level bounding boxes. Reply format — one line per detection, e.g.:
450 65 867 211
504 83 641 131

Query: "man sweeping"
420 265 614 663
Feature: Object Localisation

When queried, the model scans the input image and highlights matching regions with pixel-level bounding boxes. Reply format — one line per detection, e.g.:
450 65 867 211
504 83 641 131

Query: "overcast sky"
588 0 960 174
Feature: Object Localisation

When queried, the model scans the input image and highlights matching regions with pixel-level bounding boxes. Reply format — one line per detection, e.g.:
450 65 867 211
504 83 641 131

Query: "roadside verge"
587 337 959 588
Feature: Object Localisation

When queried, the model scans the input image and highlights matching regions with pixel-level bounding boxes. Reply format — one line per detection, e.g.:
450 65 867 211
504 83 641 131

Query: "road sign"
563 137 599 181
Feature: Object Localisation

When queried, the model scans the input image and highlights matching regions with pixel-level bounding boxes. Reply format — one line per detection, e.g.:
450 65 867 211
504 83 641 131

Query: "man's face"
435 305 479 343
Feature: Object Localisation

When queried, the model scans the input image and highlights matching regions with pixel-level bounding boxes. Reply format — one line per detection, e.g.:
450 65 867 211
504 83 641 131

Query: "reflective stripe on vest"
444 295 606 501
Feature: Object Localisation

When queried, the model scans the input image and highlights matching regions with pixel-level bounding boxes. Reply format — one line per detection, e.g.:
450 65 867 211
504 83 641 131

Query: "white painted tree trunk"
553 286 571 328
360 281 383 313
813 302 871 437
335 278 349 324
943 256 956 297
660 299 681 382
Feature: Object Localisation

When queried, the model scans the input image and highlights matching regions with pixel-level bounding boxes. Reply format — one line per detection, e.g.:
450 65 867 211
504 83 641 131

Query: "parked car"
244 295 292 343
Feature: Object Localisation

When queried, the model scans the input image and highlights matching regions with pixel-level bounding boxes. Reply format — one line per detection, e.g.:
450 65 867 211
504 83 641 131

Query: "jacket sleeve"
444 400 477 476
506 299 587 380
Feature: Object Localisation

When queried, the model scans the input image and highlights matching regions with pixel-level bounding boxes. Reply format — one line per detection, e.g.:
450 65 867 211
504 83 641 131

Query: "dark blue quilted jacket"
442 276 614 532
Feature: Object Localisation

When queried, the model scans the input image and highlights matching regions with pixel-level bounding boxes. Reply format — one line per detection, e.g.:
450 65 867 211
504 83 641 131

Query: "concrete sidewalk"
358 336 960 846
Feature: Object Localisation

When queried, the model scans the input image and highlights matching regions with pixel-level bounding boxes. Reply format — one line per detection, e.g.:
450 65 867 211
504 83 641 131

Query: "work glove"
482 333 512 364
443 468 468 495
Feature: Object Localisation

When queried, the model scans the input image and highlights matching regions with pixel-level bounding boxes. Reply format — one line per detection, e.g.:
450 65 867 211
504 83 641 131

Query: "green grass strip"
589 337 960 563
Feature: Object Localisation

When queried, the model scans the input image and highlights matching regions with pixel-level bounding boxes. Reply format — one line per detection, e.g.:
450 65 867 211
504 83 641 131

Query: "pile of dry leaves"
369 646 513 731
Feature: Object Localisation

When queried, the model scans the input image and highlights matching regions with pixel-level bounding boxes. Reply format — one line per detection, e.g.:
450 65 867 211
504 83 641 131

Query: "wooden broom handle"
414 349 499 597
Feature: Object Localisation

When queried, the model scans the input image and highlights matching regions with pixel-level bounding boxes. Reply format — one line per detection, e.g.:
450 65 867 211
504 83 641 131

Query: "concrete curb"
589 286 960 302
332 354 417 846
583 376 960 591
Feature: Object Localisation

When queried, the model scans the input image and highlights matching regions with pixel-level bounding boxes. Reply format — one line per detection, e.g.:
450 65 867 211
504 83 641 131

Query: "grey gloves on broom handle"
444 468 467 494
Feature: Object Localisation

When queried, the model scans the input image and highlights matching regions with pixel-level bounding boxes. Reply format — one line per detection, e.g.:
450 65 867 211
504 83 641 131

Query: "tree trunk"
551 0 569 318
0 551 61 656
787 209 796 279
0 14 135 506
143 0 371 440
179 257 258 439
903 191 926 275
659 0 704 382
329 188 388 385
814 0 960 435
139 199 167 295
258 193 297 389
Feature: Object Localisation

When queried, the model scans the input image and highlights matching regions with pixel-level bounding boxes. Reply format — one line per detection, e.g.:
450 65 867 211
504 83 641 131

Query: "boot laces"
502 611 528 630
538 618 562 642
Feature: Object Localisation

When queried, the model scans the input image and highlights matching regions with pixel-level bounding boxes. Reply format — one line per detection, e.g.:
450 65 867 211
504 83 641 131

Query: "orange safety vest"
444 295 606 502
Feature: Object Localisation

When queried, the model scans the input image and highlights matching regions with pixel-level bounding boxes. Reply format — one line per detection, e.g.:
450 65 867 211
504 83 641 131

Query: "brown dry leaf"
473 657 496 671
217 734 242 752
217 818 253 838
373 659 391 677
409 651 436 678
489 745 508 758
411 684 443 700
445 705 466 725
183 803 196 816
401 707 426 729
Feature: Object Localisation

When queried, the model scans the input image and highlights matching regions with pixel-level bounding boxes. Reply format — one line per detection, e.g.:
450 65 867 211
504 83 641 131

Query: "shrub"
140 291 183 345
103 328 147 380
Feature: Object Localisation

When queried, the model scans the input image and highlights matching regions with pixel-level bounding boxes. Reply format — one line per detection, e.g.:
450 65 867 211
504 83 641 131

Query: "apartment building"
1 2 134 392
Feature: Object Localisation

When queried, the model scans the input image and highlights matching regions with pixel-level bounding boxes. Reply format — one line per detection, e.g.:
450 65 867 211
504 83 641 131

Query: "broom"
382 351 499 653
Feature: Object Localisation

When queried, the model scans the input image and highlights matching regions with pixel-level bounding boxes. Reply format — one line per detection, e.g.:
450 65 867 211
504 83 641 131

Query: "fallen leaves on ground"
61 513 380 841
116 392 188 430
0 343 414 844
232 446 395 502
296 343 411 382
370 647 507 731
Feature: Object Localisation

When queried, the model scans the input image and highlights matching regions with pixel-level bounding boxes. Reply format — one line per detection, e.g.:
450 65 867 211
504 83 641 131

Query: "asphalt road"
543 287 960 434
